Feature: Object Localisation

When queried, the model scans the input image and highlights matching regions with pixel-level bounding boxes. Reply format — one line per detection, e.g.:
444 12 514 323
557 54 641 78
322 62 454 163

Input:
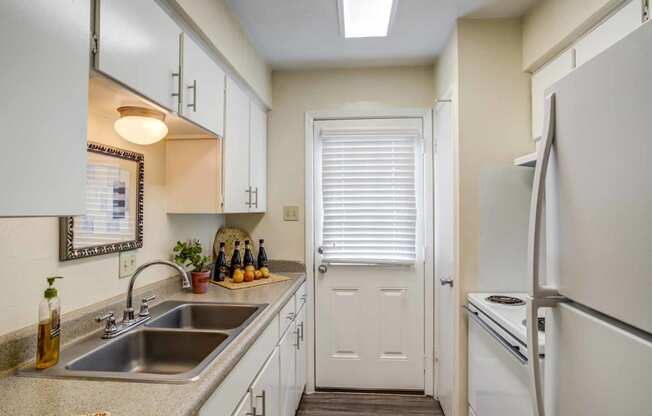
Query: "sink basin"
146 304 260 330
67 329 228 375
19 301 267 383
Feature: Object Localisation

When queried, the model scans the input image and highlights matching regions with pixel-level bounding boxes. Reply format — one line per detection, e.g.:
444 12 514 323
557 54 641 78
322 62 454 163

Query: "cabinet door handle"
252 187 258 208
254 390 266 416
294 328 300 350
171 71 181 113
299 321 304 342
187 79 197 111
245 187 252 207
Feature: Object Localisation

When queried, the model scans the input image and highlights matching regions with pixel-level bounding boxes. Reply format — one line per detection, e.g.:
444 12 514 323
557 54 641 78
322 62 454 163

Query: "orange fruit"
254 270 262 280
244 269 255 282
232 269 244 283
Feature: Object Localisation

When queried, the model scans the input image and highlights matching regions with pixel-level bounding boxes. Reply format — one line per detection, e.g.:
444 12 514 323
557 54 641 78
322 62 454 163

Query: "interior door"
434 101 455 415
314 118 425 391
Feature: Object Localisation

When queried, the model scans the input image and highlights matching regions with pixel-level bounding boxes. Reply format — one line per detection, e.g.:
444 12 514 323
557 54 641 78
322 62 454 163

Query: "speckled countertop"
0 273 305 416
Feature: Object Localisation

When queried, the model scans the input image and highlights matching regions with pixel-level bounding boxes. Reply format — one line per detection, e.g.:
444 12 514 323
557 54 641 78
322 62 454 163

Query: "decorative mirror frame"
59 142 144 261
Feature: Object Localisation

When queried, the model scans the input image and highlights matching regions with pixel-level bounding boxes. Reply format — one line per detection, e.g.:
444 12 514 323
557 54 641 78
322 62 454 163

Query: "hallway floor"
296 392 444 416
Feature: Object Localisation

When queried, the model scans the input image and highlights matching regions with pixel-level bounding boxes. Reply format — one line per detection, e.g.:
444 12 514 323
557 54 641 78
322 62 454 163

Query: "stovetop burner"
522 317 546 332
485 295 525 306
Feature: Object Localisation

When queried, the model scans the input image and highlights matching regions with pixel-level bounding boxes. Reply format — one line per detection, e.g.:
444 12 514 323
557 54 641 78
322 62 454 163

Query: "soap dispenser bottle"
36 276 63 369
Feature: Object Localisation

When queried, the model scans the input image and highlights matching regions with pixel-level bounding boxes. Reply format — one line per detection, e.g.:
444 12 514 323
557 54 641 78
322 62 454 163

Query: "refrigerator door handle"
526 296 567 416
527 93 561 299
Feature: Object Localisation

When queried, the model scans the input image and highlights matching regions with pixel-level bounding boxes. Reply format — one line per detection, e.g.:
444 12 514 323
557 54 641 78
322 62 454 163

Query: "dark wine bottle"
243 240 255 267
212 242 227 282
257 239 268 269
229 240 242 277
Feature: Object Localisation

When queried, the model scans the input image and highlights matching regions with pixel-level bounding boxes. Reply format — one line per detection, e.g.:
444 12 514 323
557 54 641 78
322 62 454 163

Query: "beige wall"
0 110 223 336
175 0 272 107
227 66 435 262
522 0 623 71
434 18 533 415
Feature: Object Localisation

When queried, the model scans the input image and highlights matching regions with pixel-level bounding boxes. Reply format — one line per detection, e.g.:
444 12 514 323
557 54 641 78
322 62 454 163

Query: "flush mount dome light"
114 106 169 145
338 0 397 38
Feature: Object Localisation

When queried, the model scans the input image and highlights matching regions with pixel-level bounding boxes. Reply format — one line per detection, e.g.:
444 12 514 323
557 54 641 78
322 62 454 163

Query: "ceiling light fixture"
113 106 169 145
338 0 397 38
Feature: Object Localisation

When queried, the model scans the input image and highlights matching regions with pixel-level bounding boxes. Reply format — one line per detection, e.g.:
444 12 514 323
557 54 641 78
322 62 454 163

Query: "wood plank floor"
296 392 445 416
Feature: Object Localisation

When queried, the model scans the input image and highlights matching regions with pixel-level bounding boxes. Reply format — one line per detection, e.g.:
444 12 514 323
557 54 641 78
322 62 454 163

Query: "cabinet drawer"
279 297 296 338
295 282 307 309
199 317 279 416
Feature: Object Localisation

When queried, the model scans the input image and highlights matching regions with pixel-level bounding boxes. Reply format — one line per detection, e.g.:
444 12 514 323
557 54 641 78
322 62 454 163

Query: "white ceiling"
226 0 537 70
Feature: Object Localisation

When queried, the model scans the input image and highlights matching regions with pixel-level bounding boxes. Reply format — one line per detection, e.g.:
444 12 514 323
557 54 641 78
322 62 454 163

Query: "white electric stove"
466 293 545 416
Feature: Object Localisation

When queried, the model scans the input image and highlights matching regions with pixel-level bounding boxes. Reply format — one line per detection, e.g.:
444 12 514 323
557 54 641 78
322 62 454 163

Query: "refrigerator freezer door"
545 21 652 333
545 303 652 416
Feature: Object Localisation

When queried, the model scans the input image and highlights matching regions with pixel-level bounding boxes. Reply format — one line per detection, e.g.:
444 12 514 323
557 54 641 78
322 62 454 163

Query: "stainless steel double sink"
20 301 267 383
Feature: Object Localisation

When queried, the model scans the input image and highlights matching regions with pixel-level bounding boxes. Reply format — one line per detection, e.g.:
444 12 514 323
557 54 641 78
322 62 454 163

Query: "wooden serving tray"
211 273 290 290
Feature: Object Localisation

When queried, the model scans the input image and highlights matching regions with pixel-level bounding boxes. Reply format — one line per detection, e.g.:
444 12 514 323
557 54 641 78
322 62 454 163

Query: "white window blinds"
318 129 420 265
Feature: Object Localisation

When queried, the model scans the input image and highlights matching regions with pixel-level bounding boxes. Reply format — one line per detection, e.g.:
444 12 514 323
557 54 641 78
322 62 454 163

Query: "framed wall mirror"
60 142 144 261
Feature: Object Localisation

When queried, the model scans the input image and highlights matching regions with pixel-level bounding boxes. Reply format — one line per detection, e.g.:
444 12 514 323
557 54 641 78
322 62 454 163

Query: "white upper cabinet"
574 0 643 67
224 78 269 214
180 33 226 136
0 0 89 216
95 0 181 112
250 101 268 213
224 77 252 213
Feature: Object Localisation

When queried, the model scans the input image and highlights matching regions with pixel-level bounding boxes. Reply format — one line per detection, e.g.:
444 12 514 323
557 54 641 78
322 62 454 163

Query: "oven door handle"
463 305 528 365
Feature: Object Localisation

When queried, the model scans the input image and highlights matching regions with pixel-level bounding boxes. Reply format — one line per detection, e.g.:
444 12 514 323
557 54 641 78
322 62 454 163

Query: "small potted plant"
173 239 211 294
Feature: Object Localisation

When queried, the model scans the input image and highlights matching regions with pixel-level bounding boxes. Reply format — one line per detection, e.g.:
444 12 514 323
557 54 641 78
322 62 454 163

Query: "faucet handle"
138 295 157 317
95 311 117 334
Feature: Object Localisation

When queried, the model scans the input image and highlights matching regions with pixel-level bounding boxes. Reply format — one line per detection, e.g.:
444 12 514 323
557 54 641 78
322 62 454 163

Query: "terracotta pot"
191 271 210 294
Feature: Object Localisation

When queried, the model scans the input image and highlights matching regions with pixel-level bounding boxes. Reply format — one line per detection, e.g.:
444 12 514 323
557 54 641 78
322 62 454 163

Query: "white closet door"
0 0 89 216
531 49 574 141
96 0 181 111
224 77 251 213
250 101 268 213
181 33 225 136
574 0 643 68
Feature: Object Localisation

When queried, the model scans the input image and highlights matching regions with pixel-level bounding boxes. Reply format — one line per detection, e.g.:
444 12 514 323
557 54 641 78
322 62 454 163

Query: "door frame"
304 108 435 396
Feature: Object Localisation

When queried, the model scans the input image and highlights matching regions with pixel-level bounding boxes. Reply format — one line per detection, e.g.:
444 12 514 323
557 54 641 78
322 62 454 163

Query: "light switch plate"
283 205 299 221
119 251 137 278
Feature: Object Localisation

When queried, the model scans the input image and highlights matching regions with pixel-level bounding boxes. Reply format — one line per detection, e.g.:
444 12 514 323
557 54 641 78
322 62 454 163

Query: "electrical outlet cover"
283 205 299 221
119 251 137 278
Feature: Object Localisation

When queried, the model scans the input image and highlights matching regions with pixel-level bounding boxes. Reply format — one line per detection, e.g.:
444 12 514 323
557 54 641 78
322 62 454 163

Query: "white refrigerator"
526 19 652 416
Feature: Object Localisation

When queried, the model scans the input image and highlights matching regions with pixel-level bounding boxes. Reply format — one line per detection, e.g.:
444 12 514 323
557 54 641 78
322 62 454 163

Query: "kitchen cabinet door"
294 305 307 408
96 0 181 111
531 49 574 141
574 0 643 68
251 347 280 416
279 321 298 416
224 77 251 213
0 0 89 216
233 392 253 416
181 33 225 136
249 101 268 213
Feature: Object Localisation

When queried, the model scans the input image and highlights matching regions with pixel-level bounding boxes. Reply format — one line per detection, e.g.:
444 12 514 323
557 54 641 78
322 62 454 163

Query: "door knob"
318 264 328 274
440 277 454 287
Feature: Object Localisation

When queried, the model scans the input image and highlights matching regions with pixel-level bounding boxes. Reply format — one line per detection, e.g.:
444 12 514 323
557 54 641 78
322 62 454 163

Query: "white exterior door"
314 118 425 391
434 101 456 415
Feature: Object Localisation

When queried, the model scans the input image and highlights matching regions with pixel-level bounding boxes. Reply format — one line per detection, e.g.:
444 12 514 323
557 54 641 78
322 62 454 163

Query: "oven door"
467 307 536 416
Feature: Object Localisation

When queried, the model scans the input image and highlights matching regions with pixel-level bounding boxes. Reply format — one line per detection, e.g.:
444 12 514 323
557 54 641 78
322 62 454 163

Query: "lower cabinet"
280 321 298 416
200 284 307 416
251 348 281 416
